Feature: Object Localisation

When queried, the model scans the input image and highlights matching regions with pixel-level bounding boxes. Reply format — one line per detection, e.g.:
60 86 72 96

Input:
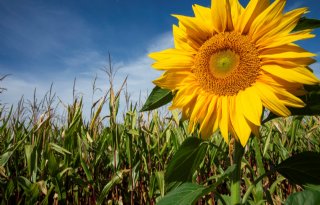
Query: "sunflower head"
149 0 319 146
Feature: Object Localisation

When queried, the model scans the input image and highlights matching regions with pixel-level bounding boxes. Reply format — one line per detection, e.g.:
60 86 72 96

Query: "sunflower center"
209 50 240 78
193 32 261 96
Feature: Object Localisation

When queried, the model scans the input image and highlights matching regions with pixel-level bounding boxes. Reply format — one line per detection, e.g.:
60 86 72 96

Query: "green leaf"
5 180 14 200
0 135 27 167
157 183 207 205
165 137 208 184
217 195 231 205
252 138 265 202
304 184 320 192
48 152 59 177
140 86 173 112
25 144 38 182
161 165 236 205
79 153 93 183
49 143 72 155
0 151 13 167
17 176 32 192
275 151 320 186
293 17 320 31
97 170 128 205
285 189 320 205
155 171 165 197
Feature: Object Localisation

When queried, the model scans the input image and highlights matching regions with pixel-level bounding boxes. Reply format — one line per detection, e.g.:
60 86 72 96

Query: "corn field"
1 71 320 205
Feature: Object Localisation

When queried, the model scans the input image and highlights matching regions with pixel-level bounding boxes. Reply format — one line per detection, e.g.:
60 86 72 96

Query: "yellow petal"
219 96 229 143
261 57 316 68
153 71 190 89
181 97 197 120
199 95 218 138
211 0 233 32
151 55 194 71
170 81 200 108
262 30 315 48
238 87 262 126
172 15 210 45
188 94 208 133
172 25 197 52
259 43 311 54
260 51 315 59
149 49 194 61
257 72 308 97
192 4 213 34
261 65 319 84
230 96 252 146
249 0 286 40
212 97 222 133
266 85 306 108
235 0 270 34
254 82 291 116
256 8 307 47
229 0 244 26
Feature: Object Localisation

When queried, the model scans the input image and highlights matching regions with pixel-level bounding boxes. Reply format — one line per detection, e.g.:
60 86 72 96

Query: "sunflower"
149 0 319 146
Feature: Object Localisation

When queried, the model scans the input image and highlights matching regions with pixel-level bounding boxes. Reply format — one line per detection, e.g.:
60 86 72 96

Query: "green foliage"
275 152 320 186
293 17 320 31
285 189 320 205
157 183 207 205
165 137 208 183
1 92 320 204
1 39 320 203
140 86 173 112
158 165 236 205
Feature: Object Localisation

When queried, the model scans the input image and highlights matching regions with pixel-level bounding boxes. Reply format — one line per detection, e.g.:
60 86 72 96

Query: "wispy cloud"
1 32 173 119
0 1 95 74
117 32 173 102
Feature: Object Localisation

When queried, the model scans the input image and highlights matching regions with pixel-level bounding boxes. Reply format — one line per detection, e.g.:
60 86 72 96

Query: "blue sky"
1 0 320 118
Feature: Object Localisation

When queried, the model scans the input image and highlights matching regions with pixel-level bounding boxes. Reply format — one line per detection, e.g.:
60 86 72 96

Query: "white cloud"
117 31 173 102
0 32 174 121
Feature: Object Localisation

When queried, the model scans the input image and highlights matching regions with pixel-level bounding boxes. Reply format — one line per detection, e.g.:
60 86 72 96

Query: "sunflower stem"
230 139 245 205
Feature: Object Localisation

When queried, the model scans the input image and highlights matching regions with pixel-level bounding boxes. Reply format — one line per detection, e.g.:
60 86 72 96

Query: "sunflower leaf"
284 189 320 205
158 165 235 205
157 183 207 205
140 86 173 112
275 151 320 186
165 137 208 184
293 17 320 31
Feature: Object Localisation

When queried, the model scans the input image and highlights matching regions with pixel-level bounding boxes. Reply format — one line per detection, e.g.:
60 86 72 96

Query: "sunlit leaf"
293 17 320 31
140 86 173 112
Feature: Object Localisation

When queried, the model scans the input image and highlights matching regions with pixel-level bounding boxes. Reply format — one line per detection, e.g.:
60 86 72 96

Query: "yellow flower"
149 0 320 146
